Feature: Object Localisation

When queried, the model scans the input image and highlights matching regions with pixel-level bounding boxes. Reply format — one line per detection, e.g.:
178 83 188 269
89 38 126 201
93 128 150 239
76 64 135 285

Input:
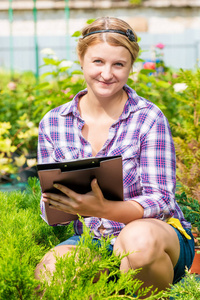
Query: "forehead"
83 42 131 60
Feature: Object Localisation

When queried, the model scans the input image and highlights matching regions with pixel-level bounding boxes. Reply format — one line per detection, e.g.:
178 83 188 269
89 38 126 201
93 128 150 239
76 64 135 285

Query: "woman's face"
80 42 132 99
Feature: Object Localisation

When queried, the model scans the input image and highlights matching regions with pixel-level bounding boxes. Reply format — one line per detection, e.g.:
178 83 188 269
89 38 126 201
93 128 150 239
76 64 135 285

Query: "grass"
0 177 200 299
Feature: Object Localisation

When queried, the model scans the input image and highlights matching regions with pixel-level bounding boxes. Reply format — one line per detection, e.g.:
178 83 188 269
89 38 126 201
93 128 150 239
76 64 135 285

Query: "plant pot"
190 248 200 274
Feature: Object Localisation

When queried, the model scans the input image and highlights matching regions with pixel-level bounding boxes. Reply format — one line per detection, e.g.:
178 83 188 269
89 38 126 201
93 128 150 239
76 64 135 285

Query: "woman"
36 17 194 292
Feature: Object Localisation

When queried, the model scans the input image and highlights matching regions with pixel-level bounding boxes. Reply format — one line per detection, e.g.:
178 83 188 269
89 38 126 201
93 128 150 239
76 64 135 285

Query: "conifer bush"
0 178 200 299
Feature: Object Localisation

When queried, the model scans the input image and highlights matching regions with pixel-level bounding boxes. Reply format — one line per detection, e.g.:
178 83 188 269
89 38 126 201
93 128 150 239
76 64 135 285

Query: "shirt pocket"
51 146 80 162
110 145 140 188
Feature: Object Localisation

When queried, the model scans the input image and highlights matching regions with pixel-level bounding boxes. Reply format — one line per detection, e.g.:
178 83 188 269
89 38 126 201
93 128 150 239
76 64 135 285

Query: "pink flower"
172 73 178 78
61 88 71 94
7 81 17 90
155 43 165 49
69 94 74 99
143 62 156 70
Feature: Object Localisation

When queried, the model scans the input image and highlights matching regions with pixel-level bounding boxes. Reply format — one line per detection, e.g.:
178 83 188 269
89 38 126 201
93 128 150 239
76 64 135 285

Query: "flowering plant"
155 43 165 50
171 68 200 201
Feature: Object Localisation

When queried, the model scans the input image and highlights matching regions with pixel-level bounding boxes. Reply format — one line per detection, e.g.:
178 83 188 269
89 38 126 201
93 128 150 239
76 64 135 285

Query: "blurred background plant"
170 68 200 202
128 56 200 202
33 47 85 120
0 49 85 185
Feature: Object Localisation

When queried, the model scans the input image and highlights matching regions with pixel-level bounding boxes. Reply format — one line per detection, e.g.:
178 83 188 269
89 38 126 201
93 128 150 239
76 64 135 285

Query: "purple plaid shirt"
38 85 190 241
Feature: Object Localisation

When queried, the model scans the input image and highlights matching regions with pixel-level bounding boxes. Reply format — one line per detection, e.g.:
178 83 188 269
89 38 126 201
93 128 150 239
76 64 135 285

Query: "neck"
79 88 127 120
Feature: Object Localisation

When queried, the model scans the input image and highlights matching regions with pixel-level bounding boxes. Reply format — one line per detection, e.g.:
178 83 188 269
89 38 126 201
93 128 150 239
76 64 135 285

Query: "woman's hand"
42 179 108 217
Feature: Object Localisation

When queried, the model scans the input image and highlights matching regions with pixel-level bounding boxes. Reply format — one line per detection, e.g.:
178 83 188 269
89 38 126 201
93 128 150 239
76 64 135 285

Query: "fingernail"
53 184 58 188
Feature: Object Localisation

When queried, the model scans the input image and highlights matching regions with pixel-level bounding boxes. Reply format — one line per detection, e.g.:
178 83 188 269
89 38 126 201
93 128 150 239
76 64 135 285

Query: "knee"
114 220 163 268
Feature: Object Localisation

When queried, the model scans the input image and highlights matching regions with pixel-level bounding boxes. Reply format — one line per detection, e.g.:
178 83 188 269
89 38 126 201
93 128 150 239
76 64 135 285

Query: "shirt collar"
60 85 148 118
60 88 87 117
120 85 149 120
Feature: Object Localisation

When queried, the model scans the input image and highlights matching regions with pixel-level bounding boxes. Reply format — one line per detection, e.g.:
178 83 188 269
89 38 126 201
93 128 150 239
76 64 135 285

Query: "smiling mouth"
98 80 115 85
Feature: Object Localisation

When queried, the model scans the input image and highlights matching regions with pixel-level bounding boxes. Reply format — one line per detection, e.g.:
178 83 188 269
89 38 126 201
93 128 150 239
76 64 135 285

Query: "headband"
82 29 136 42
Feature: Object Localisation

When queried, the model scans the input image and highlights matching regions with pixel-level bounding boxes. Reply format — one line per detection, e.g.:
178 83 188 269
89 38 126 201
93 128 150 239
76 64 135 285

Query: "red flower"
143 62 156 70
155 43 165 49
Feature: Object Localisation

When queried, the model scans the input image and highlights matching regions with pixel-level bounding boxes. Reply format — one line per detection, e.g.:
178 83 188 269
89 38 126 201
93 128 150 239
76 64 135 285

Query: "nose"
101 64 113 81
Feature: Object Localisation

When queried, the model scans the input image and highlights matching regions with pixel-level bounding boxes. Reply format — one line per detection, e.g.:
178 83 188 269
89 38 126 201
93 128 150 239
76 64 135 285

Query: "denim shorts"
56 226 195 284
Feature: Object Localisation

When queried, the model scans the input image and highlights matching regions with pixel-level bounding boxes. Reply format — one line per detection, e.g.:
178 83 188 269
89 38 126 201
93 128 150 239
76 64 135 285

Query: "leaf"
72 31 81 37
42 57 59 66
86 19 96 24
140 69 156 75
40 72 54 80
34 82 50 90
156 80 171 89
127 78 134 86
138 83 150 91
136 58 145 63
59 67 70 73
71 70 83 75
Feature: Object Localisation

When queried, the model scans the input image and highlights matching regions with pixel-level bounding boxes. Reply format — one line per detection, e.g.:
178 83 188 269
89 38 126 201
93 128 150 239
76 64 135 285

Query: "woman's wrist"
102 199 144 224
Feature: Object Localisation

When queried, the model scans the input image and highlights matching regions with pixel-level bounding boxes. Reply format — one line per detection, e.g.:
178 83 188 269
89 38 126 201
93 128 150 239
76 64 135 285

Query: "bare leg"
35 245 76 280
113 219 180 293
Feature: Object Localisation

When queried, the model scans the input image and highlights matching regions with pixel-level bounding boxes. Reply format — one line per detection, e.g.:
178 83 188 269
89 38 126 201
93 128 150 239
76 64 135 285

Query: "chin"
96 91 116 98
95 86 121 96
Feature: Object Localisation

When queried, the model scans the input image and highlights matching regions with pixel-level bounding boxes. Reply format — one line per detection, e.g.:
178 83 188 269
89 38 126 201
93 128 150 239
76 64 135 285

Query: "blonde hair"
77 17 139 65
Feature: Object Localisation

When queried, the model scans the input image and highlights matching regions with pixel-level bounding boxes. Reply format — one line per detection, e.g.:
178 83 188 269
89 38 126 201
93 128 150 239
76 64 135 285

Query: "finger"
42 192 71 204
53 183 78 199
48 199 73 213
91 179 104 199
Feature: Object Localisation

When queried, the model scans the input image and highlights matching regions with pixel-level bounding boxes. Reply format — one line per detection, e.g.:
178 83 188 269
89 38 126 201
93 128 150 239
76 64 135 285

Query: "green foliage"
128 64 200 201
0 119 38 181
0 179 199 299
0 122 17 176
176 192 200 240
167 270 200 300
0 71 38 181
128 68 177 123
0 52 85 181
34 51 85 120
0 178 74 299
39 218 164 300
170 68 200 201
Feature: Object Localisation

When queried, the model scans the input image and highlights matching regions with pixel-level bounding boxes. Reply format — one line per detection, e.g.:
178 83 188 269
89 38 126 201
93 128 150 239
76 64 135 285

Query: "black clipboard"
37 155 123 225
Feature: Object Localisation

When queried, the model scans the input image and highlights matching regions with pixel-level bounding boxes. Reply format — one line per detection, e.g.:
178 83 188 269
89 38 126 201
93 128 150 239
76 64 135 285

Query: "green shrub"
33 50 85 121
170 68 200 201
0 178 200 299
176 192 200 241
128 66 200 201
0 71 39 181
0 178 74 299
0 54 85 182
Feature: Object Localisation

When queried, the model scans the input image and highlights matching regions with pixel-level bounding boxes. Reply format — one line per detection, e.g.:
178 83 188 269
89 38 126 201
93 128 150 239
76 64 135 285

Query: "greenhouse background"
0 0 200 78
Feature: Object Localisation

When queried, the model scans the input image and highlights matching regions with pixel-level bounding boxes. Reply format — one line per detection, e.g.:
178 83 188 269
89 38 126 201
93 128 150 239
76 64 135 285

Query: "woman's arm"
37 117 54 164
42 179 144 224
133 113 176 221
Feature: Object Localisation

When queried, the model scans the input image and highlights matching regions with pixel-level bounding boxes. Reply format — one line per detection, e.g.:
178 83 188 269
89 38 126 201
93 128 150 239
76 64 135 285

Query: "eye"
115 62 124 67
93 59 103 64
